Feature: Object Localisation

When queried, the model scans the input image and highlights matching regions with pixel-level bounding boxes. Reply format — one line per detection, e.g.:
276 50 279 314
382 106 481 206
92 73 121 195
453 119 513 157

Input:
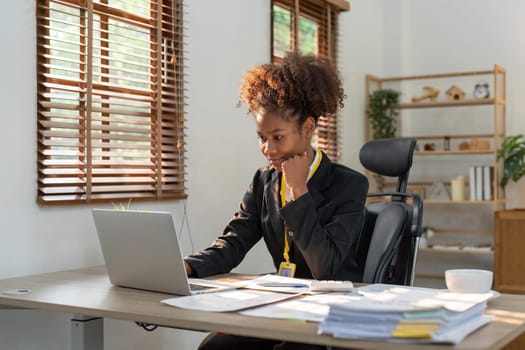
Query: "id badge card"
278 261 296 277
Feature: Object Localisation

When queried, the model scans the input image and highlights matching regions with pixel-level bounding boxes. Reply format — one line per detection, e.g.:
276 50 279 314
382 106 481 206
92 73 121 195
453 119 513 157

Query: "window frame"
36 0 186 205
271 0 349 161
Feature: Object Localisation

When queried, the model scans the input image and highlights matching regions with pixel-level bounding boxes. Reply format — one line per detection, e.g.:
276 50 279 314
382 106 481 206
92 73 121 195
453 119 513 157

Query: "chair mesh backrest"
362 202 412 284
359 138 416 177
359 138 416 192
357 137 421 285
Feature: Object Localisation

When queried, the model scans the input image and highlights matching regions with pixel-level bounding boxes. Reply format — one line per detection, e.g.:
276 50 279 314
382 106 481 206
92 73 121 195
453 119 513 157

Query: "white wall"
385 0 525 287
0 1 275 349
400 0 525 208
184 0 274 275
400 0 525 135
339 1 384 166
2 0 524 349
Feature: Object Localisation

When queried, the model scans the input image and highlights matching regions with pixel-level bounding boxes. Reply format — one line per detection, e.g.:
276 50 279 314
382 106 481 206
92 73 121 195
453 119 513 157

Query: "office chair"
356 137 423 286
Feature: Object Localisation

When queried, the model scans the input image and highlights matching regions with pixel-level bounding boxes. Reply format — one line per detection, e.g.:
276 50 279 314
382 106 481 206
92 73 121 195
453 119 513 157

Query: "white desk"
1 266 525 350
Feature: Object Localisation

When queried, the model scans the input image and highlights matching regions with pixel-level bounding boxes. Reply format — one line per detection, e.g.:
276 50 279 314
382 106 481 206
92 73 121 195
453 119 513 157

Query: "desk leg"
71 315 103 350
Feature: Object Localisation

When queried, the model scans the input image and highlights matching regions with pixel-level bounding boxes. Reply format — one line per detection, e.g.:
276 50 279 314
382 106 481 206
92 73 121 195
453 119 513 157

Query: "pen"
257 282 309 288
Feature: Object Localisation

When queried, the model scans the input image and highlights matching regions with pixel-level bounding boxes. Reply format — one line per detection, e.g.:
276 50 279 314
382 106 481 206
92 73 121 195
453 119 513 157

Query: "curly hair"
239 52 345 125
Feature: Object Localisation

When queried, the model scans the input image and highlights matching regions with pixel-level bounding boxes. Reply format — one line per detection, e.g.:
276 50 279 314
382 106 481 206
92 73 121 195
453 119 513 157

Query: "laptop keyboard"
189 283 214 292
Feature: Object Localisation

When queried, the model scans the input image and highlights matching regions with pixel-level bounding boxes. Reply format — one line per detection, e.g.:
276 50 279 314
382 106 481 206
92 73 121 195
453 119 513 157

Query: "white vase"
506 180 525 209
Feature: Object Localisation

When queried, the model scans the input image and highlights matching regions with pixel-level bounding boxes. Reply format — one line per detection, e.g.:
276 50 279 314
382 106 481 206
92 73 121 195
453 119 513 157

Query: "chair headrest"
359 138 417 177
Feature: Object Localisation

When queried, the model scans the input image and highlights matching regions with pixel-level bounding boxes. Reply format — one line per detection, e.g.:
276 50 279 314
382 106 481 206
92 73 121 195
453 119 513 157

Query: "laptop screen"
92 209 193 295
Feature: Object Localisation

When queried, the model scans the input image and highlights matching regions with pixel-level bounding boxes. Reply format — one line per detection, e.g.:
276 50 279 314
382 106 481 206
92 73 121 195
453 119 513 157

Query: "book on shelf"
475 166 483 201
469 166 476 200
469 165 493 201
483 166 494 201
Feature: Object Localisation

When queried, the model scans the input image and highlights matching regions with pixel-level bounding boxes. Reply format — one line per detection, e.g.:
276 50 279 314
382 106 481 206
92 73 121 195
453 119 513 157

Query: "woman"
184 52 368 350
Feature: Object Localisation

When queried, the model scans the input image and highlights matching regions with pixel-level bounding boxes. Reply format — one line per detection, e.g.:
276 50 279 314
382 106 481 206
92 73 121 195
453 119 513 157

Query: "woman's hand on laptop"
184 261 193 276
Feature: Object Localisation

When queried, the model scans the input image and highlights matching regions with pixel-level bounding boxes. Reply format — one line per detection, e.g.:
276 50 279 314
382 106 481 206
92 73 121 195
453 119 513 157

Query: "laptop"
92 209 235 295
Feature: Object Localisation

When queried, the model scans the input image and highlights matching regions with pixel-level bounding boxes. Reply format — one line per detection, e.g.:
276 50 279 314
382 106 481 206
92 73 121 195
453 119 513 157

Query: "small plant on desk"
113 199 132 211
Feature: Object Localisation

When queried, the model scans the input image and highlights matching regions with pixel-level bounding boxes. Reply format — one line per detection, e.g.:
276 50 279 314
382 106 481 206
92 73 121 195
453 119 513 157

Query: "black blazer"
185 151 369 281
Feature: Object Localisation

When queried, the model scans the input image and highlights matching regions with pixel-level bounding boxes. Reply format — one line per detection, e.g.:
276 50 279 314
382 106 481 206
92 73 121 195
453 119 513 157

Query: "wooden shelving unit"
365 66 506 280
418 247 493 255
415 150 495 155
424 199 505 205
396 97 504 109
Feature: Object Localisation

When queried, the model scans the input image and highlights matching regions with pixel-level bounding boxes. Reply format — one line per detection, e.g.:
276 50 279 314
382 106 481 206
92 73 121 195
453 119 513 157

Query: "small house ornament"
445 85 466 101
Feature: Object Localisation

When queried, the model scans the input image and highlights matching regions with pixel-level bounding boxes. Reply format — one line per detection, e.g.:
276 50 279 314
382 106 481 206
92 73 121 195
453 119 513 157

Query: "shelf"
366 197 502 206
418 247 494 255
424 199 505 205
413 133 503 140
415 150 495 155
373 67 505 82
431 228 493 235
397 98 505 109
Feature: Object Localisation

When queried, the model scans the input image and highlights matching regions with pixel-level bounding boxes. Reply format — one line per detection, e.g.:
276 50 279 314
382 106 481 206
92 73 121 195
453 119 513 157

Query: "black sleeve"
184 170 265 277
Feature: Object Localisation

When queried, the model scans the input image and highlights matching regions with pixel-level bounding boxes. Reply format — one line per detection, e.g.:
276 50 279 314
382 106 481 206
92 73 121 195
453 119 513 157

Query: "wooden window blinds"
271 0 349 161
36 0 186 205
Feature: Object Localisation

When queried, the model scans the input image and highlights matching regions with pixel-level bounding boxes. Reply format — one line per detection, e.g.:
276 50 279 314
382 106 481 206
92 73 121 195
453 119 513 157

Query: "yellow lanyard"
279 148 322 263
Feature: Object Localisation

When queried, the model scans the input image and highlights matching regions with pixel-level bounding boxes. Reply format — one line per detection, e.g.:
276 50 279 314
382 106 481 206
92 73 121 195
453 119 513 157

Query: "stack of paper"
318 284 494 345
240 293 362 322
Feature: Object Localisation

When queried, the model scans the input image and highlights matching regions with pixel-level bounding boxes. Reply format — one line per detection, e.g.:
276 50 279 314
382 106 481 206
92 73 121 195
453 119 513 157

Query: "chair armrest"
367 192 424 238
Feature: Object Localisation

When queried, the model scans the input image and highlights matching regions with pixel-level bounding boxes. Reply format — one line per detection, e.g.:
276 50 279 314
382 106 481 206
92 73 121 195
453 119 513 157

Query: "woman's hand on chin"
282 153 309 200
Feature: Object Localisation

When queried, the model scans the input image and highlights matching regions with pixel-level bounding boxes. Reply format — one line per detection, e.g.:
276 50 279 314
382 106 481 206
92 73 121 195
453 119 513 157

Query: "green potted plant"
497 134 525 188
367 89 400 139
367 89 401 190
